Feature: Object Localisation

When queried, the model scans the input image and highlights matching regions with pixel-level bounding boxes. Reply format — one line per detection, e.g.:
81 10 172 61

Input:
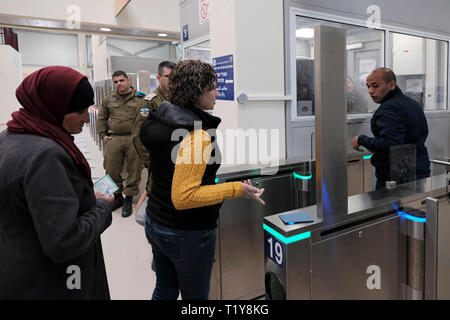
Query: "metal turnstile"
264 174 450 300
211 160 314 300
212 153 373 300
264 207 402 300
400 209 426 299
425 195 450 299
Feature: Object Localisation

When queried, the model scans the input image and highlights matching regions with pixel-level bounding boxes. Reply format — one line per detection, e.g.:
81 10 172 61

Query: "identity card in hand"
94 174 119 197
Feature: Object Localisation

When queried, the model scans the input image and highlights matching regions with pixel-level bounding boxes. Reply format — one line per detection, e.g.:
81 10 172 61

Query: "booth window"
390 33 448 111
184 39 211 62
295 16 384 117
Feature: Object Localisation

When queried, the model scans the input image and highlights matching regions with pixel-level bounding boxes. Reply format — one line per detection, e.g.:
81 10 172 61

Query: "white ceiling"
0 14 180 42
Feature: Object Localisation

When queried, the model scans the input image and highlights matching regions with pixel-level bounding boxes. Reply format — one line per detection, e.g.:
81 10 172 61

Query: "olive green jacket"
131 87 167 167
96 88 151 139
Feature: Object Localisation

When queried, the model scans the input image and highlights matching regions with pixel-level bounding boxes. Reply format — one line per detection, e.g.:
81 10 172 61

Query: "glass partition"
391 33 448 110
430 157 450 199
184 39 211 62
295 16 385 116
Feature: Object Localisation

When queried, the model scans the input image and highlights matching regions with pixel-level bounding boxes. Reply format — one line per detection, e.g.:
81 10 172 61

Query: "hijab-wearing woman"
0 66 113 299
140 60 265 300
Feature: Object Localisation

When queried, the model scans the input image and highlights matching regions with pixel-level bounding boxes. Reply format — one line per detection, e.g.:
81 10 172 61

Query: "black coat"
139 101 223 230
0 131 112 299
358 86 430 181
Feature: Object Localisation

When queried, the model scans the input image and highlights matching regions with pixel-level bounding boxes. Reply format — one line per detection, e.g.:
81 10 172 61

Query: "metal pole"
314 25 348 222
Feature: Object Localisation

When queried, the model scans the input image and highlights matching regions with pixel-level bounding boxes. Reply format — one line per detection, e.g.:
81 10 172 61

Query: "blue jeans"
144 214 216 300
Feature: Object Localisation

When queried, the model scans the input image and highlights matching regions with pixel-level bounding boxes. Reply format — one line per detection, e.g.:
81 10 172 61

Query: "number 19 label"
265 232 285 268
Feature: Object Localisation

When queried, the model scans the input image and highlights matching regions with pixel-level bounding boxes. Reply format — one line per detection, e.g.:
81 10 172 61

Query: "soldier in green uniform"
131 61 175 272
131 61 175 188
97 70 152 217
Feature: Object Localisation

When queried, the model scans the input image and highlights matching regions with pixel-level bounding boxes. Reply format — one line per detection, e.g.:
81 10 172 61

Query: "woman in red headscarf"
0 66 114 299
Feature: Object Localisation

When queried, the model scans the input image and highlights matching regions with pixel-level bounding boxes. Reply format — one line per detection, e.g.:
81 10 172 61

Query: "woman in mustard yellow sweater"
140 60 264 300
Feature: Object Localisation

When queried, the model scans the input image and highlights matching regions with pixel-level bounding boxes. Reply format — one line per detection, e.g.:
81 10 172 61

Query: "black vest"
140 102 223 230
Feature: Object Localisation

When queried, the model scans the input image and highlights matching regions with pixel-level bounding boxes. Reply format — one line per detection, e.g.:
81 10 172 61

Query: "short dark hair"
372 67 396 84
158 61 176 75
112 70 128 79
381 68 396 84
169 60 216 109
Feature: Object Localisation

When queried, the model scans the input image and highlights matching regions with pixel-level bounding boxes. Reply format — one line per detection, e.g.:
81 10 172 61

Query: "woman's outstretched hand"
242 179 265 205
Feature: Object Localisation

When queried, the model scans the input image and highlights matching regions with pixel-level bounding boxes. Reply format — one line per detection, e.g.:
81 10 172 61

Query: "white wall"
14 29 79 67
0 45 22 130
78 34 88 76
235 0 285 160
209 0 238 131
0 0 180 33
13 27 172 80
179 0 210 43
209 0 285 163
12 29 89 78
92 35 108 81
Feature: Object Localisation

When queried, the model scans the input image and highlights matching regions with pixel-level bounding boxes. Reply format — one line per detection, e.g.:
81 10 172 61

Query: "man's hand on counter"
351 136 362 152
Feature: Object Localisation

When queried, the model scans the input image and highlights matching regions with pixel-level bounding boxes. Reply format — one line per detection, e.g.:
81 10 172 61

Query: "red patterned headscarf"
7 66 93 185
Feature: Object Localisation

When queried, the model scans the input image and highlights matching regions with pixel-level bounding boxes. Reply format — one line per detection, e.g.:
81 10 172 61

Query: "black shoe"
122 196 133 217
111 194 124 211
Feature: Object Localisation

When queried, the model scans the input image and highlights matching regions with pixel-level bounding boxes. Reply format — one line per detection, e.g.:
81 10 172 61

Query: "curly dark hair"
168 60 217 109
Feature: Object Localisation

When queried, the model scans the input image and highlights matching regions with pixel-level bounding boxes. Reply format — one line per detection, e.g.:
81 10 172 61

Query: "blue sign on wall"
212 54 234 101
182 24 189 41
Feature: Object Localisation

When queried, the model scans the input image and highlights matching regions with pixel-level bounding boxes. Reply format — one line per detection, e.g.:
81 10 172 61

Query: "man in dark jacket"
351 67 430 189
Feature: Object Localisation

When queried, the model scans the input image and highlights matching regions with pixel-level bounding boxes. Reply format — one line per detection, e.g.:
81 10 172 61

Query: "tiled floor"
74 126 155 300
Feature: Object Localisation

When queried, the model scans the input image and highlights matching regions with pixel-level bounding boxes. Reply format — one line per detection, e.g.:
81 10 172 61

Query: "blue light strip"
263 223 311 244
397 211 426 223
363 154 373 160
391 203 426 222
293 172 312 180
215 178 219 183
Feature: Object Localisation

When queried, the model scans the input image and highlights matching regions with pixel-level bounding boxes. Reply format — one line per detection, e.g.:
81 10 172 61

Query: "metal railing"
88 106 104 151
